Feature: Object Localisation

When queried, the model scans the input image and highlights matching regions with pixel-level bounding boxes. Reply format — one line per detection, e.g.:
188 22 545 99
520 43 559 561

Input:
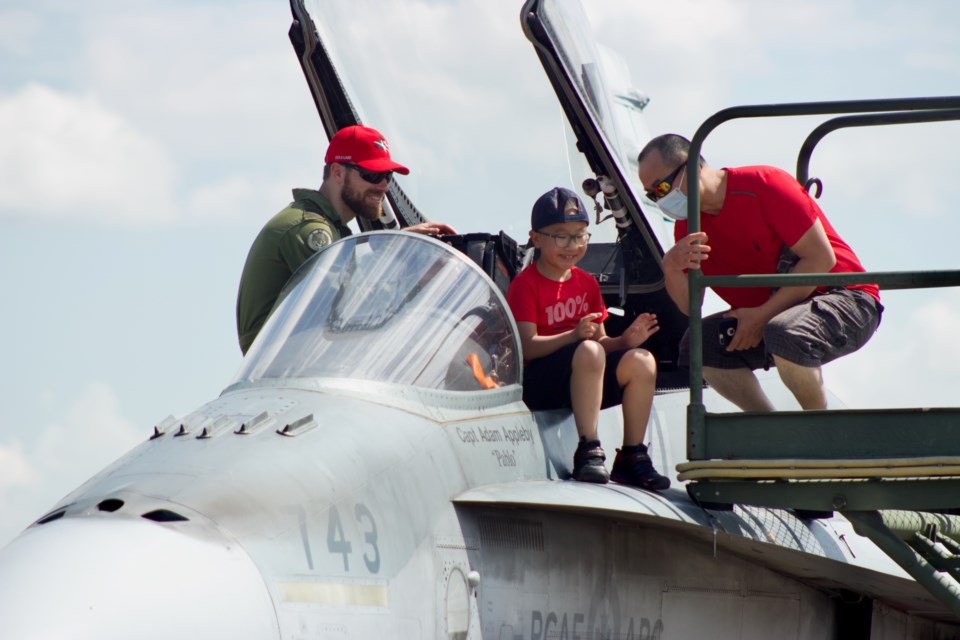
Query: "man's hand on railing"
663 231 710 274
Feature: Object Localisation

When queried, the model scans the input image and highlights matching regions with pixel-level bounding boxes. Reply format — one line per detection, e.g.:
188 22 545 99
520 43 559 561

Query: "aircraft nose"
0 517 280 640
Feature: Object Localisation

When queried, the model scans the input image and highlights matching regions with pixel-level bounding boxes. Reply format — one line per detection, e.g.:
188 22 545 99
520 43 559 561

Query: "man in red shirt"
637 134 882 411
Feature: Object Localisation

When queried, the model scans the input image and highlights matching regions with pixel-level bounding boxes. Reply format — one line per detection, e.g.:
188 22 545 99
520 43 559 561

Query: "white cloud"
907 292 960 371
825 290 960 409
79 4 321 160
0 444 36 491
185 174 297 225
904 51 960 74
0 84 177 225
322 0 559 178
811 124 959 223
0 382 143 549
0 2 325 229
583 0 755 127
0 9 40 57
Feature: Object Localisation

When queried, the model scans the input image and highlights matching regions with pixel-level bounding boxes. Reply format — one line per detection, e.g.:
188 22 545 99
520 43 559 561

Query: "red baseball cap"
324 125 410 175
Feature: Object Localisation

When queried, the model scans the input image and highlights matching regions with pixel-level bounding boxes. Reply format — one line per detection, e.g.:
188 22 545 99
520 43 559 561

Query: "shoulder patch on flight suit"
307 228 334 252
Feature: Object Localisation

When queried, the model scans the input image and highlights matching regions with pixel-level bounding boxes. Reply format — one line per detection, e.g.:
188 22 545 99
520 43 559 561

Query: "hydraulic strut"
582 176 632 231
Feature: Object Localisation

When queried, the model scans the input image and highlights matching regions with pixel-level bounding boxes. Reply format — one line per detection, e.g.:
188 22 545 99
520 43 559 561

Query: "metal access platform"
675 96 960 617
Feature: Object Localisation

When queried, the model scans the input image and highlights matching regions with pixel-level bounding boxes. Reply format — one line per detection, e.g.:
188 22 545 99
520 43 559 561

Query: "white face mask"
657 170 688 220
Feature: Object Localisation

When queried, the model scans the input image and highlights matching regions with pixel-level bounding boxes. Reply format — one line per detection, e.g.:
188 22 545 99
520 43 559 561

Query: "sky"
1 0 959 548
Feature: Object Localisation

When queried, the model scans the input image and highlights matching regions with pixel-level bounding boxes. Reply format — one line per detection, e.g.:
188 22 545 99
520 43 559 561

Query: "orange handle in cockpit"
467 353 498 390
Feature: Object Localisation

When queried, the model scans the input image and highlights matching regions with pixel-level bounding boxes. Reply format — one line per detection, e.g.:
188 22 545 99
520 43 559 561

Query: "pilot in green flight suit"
235 189 352 354
235 124 455 354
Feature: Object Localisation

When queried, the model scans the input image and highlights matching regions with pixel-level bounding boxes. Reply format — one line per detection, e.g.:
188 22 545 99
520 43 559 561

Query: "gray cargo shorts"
679 288 883 370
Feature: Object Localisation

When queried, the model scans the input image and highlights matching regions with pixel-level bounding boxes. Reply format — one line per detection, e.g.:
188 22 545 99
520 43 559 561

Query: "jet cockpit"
233 231 520 394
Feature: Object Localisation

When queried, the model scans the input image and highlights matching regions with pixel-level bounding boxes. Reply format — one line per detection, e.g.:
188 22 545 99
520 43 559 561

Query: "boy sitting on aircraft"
506 187 670 490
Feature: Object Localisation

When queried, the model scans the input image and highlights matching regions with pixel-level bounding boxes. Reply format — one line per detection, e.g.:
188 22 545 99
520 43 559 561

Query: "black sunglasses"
342 163 392 185
645 163 685 202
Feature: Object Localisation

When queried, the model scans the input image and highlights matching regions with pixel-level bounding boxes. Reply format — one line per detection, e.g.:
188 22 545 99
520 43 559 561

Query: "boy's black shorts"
522 342 627 411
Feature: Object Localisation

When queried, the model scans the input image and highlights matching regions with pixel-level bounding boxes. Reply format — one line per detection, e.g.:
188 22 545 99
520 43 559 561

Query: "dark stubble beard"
342 174 384 221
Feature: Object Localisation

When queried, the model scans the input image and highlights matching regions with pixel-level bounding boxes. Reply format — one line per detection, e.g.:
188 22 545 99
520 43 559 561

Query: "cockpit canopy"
232 232 520 392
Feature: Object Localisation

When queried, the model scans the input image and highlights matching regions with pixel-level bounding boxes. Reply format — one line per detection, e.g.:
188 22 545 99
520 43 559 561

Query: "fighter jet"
2 1 960 639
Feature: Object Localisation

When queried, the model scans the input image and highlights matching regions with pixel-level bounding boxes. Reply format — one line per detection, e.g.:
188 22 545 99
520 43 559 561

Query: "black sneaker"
611 444 671 491
572 439 610 484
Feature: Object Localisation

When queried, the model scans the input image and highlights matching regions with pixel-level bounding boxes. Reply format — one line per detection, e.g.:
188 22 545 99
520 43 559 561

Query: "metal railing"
682 96 960 460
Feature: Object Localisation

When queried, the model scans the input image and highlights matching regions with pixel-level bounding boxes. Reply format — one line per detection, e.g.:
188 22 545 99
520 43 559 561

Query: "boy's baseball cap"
531 187 590 230
324 125 410 175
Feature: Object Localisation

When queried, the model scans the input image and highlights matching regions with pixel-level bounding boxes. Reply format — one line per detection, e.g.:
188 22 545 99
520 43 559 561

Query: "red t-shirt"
674 165 880 308
506 264 608 337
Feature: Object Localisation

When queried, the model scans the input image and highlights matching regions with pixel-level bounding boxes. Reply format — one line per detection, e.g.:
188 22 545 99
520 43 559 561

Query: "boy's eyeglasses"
342 163 393 184
645 163 685 202
537 231 592 248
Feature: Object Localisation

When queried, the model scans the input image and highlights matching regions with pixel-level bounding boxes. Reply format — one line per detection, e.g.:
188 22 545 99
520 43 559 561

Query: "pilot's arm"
404 221 458 237
279 219 341 274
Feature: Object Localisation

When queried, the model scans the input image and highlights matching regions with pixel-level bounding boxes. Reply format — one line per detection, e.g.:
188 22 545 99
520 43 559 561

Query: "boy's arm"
517 313 604 361
597 313 660 352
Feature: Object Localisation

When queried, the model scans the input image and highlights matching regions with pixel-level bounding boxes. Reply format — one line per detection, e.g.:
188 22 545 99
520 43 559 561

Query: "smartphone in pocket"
718 317 738 347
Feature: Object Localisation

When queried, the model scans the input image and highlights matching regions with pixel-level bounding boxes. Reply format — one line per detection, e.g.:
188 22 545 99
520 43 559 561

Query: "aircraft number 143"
327 504 380 574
